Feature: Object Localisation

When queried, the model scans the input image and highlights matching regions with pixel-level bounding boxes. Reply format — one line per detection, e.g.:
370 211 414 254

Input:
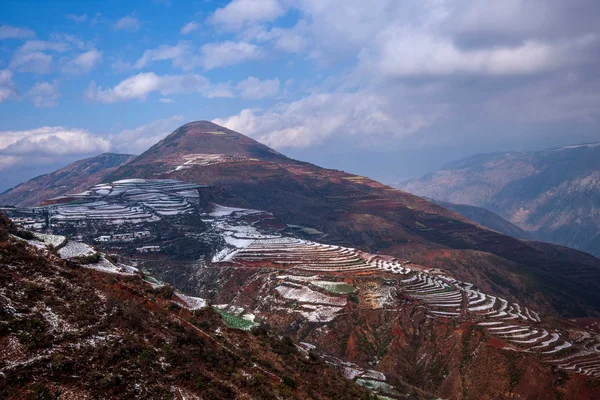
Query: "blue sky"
1 0 600 192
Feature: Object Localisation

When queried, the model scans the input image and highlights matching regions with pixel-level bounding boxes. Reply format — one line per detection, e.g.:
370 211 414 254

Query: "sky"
1 0 600 192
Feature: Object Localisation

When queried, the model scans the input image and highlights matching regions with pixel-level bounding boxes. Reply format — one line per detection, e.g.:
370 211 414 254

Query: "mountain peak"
130 120 282 165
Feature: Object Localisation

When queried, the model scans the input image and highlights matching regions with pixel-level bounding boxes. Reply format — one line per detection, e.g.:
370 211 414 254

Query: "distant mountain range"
425 198 533 240
401 143 600 258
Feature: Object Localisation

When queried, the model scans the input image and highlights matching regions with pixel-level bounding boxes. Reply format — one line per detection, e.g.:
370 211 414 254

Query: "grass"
212 307 258 331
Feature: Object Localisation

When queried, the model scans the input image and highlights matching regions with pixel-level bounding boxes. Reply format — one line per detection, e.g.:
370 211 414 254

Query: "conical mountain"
126 120 283 166
106 121 600 319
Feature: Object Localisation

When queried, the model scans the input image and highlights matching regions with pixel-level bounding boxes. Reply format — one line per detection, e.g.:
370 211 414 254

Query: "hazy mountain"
402 143 600 258
426 199 533 240
0 153 135 207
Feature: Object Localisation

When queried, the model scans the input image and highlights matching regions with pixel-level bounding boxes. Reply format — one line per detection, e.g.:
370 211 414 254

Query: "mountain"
401 143 600 258
4 180 600 400
78 120 600 319
427 199 533 240
0 153 135 207
0 213 373 400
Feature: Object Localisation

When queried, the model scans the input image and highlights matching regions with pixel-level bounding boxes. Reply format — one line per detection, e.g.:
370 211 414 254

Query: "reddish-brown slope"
0 153 135 207
0 215 371 400
106 121 600 318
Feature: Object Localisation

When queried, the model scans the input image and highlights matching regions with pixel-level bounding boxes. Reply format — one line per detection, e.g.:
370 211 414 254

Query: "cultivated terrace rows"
4 178 600 385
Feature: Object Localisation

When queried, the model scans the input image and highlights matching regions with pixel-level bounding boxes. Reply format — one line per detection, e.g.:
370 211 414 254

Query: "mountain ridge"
100 121 600 318
401 143 600 257
0 152 136 207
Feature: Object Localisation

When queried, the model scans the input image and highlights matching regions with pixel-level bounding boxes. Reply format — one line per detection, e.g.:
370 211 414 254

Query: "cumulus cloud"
361 31 594 77
0 70 18 102
213 91 439 148
9 40 71 74
236 76 279 99
85 72 234 103
110 115 184 154
27 81 60 107
133 40 262 71
134 42 197 70
0 25 35 40
113 16 141 32
0 116 186 172
201 41 262 69
0 126 110 158
210 0 285 31
62 49 103 74
180 21 199 35
10 52 53 74
66 13 87 23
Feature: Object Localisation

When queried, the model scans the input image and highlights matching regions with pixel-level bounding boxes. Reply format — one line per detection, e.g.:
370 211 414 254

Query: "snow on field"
208 204 261 217
58 241 95 259
175 293 207 310
32 232 66 248
297 304 343 322
275 284 346 306
84 257 138 275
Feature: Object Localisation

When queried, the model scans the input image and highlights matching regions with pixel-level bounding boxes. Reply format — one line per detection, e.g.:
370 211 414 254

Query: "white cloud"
62 49 103 74
201 41 262 69
0 70 18 102
66 13 87 23
180 21 199 35
134 42 197 70
361 28 597 78
214 91 439 148
236 76 279 99
113 16 141 32
134 40 261 71
9 39 72 75
28 81 60 107
10 52 53 74
85 72 234 103
0 116 185 171
0 25 35 40
210 0 285 31
249 26 307 53
110 115 184 154
19 40 70 53
0 126 110 157
159 97 174 103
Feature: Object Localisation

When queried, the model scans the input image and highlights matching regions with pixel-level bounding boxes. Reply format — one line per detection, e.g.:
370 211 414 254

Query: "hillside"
4 182 600 400
0 153 135 207
0 213 373 400
98 121 600 319
428 199 533 240
401 143 600 258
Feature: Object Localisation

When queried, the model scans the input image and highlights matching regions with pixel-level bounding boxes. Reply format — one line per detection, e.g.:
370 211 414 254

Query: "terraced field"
6 178 600 383
199 205 600 380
